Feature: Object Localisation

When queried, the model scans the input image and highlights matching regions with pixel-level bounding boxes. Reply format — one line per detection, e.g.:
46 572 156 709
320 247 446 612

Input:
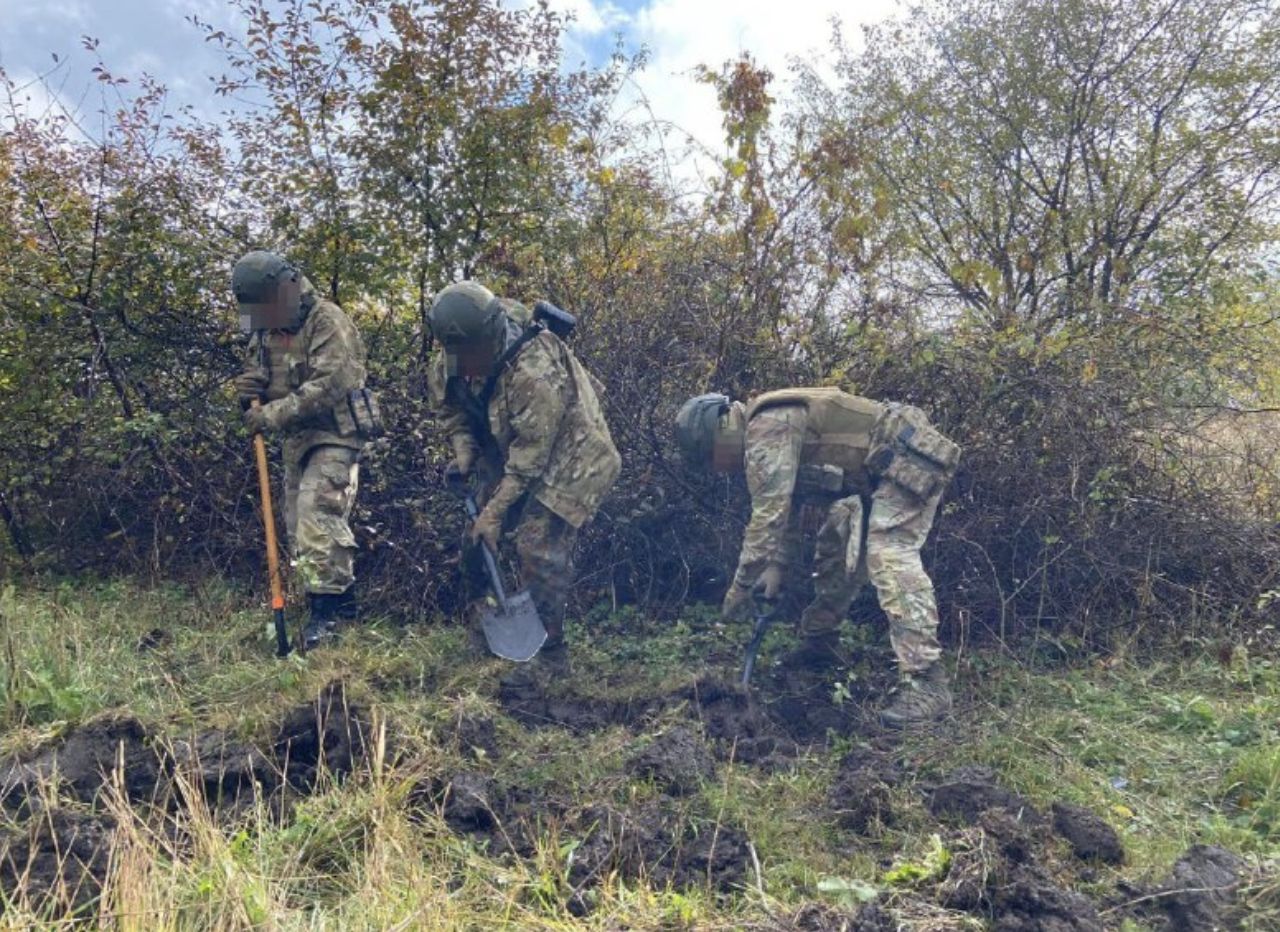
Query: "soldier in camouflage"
427 282 620 673
675 388 961 727
232 251 369 651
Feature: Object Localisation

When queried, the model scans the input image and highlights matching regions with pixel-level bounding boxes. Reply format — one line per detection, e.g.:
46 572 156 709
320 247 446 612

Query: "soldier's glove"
243 400 286 435
444 457 471 494
468 475 524 552
753 564 784 601
234 368 269 410
721 581 752 621
469 505 503 553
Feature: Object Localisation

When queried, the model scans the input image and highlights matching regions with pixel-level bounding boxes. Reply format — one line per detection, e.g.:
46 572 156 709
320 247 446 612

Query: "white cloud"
556 0 900 189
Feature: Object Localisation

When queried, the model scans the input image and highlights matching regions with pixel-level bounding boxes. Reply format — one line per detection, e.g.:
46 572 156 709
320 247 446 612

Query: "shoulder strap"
477 322 546 410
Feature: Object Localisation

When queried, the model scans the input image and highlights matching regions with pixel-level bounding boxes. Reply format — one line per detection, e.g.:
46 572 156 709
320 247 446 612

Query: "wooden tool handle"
251 401 285 612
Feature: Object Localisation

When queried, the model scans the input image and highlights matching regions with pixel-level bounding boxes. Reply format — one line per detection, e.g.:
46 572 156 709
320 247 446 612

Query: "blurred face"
711 412 745 473
444 340 496 379
238 277 302 331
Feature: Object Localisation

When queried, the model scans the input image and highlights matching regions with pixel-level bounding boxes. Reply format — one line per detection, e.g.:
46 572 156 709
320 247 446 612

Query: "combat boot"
779 631 842 671
878 664 953 728
303 589 355 652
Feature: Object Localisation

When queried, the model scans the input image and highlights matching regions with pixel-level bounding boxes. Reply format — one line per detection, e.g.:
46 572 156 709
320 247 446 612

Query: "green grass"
0 578 1277 929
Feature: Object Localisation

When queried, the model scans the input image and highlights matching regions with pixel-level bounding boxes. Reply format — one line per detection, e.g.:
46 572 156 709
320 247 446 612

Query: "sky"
0 0 900 158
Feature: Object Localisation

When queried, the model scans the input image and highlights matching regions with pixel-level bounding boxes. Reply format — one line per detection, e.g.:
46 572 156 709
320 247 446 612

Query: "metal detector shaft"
251 400 291 657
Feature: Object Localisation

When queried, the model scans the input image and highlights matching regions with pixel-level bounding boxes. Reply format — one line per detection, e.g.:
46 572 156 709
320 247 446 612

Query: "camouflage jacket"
243 278 367 465
429 324 620 528
733 404 811 589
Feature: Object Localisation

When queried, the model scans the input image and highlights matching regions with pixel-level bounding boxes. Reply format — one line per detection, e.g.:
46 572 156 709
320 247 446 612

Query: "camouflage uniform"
244 278 367 596
429 311 620 641
731 390 958 674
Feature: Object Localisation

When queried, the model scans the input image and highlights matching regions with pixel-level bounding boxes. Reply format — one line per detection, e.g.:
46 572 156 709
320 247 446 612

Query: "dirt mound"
1051 802 1123 865
0 717 160 814
787 902 897 931
926 765 1043 825
628 726 717 795
566 801 749 906
936 805 1105 930
0 809 116 912
497 677 644 731
992 872 1105 931
442 710 499 762
0 680 372 914
273 681 372 790
169 731 276 814
1156 844 1246 931
827 748 904 834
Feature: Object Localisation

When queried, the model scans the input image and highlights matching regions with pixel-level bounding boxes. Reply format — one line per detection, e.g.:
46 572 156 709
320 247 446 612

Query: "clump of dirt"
936 804 1105 930
992 873 1105 931
0 717 160 815
628 726 717 795
787 901 897 931
443 710 498 762
0 809 116 912
168 730 276 815
439 770 501 833
926 765 1043 825
273 680 371 791
1156 844 1246 931
1051 801 1124 865
566 801 749 907
827 748 904 834
497 678 641 732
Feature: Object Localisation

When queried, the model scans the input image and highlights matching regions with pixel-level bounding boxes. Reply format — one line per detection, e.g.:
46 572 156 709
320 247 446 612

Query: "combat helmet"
674 393 733 468
232 250 304 331
428 281 506 353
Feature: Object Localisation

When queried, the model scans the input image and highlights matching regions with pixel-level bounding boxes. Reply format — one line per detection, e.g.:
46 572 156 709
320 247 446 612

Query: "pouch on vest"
334 388 385 439
900 423 960 471
795 463 845 499
881 452 941 499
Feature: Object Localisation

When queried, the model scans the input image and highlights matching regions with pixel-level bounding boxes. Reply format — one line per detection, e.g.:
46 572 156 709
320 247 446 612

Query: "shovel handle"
251 400 290 657
741 596 777 688
463 494 508 608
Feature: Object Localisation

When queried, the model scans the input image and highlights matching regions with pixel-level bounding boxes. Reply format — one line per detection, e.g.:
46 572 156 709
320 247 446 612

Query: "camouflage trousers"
797 477 947 673
283 445 359 596
464 498 578 645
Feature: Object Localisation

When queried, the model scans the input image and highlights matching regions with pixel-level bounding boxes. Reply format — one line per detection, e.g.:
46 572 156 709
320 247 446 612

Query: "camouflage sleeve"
269 305 366 429
426 352 481 468
732 404 807 589
501 334 570 485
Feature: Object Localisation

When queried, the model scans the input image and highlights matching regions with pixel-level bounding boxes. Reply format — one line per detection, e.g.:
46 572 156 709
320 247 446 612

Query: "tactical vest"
747 387 885 478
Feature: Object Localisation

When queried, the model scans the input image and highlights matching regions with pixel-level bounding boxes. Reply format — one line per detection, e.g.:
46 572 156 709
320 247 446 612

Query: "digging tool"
461 491 547 662
250 399 291 657
741 595 778 687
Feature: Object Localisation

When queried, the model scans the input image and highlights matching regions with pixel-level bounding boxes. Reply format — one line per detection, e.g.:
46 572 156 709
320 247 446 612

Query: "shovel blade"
480 590 547 662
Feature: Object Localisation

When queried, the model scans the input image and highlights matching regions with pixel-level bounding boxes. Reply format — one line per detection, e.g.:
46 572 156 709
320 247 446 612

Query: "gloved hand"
469 503 504 553
234 368 269 410
243 400 285 435
721 581 752 621
444 457 471 492
753 564 784 601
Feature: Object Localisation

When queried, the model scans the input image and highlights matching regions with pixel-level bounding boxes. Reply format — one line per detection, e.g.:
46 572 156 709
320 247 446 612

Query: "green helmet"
428 281 505 352
674 393 732 468
232 250 302 331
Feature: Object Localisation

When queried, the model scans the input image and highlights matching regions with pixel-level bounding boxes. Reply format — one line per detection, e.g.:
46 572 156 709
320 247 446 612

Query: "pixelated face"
238 277 302 331
710 415 744 473
444 340 495 379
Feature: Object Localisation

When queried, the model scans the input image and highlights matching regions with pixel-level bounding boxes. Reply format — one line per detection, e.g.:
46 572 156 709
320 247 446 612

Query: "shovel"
741 594 778 688
462 492 547 662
